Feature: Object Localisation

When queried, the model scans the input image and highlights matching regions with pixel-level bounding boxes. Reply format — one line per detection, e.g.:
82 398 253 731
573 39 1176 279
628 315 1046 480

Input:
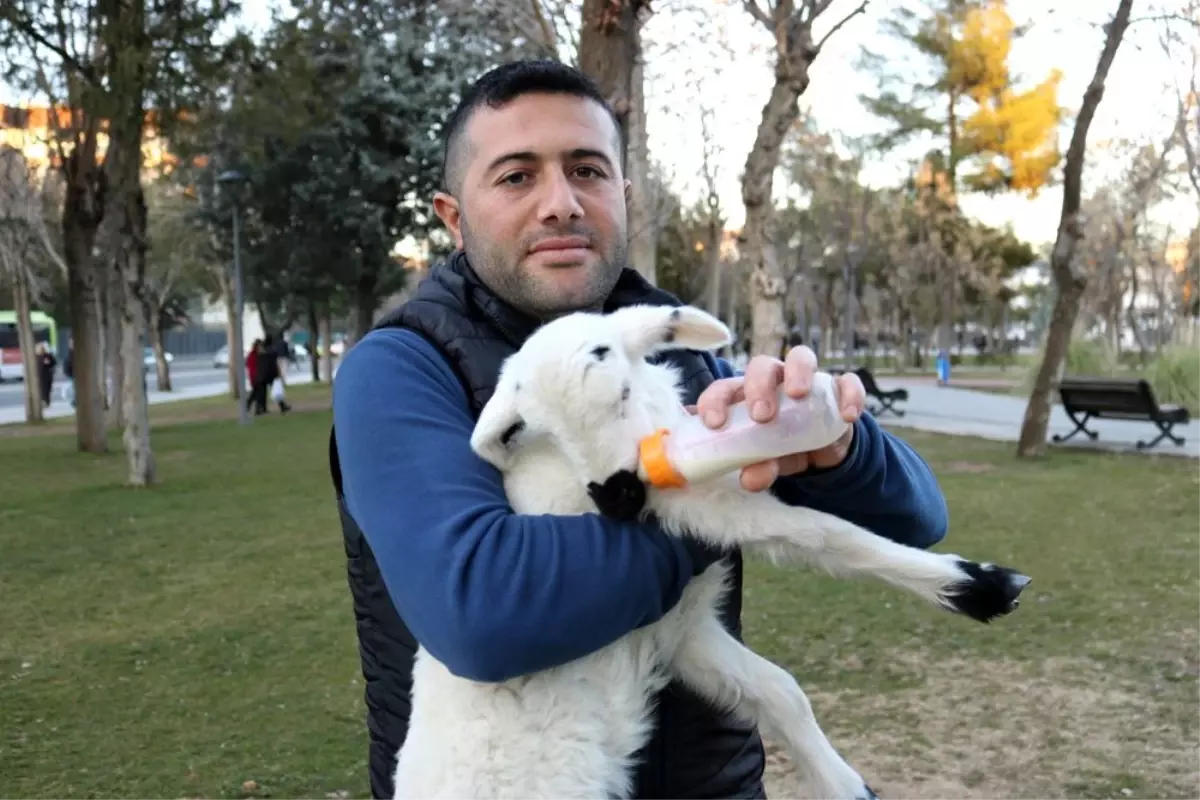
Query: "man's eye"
575 166 604 179
501 172 528 185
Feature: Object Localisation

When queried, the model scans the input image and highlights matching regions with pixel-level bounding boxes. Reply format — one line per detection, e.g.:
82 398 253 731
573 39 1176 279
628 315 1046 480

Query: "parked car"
143 346 173 372
213 344 229 369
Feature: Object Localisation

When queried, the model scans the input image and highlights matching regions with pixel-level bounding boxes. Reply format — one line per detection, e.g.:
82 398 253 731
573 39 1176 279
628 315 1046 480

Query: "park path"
873 376 1199 460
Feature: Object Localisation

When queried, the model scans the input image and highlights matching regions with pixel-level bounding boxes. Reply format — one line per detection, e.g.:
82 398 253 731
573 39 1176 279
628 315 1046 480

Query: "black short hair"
440 59 624 194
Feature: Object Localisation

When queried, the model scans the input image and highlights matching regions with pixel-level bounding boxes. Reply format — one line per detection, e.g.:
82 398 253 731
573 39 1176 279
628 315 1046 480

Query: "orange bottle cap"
638 428 688 489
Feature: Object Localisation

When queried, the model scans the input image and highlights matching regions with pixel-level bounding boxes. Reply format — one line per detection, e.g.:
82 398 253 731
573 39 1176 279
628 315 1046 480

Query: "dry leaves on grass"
763 654 1198 800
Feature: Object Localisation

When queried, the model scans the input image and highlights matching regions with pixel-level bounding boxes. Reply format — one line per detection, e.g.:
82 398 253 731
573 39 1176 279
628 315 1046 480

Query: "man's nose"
536 169 584 223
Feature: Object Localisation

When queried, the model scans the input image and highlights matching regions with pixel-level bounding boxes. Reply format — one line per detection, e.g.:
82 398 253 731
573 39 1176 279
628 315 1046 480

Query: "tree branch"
742 0 773 28
5 11 100 85
815 0 868 53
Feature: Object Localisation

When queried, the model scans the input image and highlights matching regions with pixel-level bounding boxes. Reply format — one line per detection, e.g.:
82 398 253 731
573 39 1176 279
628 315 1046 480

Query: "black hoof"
944 561 1031 623
858 785 881 800
587 470 647 521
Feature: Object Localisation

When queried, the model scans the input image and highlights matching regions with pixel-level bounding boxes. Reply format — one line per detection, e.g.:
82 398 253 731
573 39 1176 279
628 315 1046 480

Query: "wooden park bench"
1053 376 1190 450
854 366 908 418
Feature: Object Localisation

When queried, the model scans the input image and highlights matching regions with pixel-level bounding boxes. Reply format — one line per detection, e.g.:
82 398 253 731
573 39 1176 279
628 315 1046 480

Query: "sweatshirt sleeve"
332 327 696 683
709 356 949 549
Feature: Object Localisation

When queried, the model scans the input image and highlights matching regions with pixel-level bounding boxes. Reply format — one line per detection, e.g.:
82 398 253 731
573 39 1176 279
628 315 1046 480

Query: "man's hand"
694 347 866 492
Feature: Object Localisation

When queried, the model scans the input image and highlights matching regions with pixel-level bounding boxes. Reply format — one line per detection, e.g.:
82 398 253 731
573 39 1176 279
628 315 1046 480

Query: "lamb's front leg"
650 483 1030 623
665 607 877 800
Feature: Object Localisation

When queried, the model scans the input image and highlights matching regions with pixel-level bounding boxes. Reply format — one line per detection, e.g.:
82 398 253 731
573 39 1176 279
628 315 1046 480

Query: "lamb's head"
470 304 731 517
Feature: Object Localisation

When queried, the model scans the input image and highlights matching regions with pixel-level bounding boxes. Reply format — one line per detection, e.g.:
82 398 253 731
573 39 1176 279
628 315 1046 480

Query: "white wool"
391 304 1028 800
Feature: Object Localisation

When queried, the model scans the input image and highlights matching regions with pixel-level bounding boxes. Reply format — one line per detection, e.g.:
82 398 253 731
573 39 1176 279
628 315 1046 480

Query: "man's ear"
614 305 732 360
433 191 464 249
470 377 524 470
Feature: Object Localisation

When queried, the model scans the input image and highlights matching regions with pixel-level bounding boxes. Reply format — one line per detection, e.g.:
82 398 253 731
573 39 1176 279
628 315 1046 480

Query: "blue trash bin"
936 350 950 385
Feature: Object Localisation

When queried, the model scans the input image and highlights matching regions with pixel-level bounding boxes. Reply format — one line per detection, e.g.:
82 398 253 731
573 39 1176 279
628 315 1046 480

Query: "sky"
641 0 1198 248
2 0 1196 251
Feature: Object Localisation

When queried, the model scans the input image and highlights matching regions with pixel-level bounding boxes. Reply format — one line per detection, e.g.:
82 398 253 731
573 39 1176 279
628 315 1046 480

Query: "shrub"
1143 345 1200 415
1021 338 1120 392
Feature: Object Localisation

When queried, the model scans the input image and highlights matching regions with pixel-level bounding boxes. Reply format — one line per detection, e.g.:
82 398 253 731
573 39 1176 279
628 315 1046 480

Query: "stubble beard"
460 214 628 319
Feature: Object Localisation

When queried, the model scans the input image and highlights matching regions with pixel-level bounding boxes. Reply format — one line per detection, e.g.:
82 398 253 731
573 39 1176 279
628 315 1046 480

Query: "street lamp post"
217 169 250 425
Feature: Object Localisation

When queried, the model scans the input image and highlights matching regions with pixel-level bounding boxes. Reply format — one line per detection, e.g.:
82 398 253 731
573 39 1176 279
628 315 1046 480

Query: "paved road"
874 377 1199 459
0 354 228 412
0 354 316 426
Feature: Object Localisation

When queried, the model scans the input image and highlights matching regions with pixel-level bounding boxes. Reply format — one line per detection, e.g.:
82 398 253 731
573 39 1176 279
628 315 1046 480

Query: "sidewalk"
0 372 316 427
873 378 1199 459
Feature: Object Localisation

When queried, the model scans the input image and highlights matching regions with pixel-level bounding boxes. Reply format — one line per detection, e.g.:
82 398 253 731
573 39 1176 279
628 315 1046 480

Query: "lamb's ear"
614 305 732 359
470 378 525 470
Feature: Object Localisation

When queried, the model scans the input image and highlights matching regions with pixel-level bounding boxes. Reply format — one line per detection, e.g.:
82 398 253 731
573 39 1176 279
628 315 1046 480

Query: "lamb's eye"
501 421 525 446
590 346 610 361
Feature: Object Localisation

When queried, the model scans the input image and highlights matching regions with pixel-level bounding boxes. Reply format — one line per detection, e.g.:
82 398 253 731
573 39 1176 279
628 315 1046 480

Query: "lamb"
391 303 1031 800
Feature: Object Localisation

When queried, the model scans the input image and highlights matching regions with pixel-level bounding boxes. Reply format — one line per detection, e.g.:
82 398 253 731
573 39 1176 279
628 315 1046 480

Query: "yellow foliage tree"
860 0 1065 197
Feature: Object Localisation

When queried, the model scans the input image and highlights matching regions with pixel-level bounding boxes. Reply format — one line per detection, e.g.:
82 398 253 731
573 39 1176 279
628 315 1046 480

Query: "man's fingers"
836 373 867 422
782 345 818 399
742 355 784 422
694 377 744 428
776 452 809 477
740 459 779 492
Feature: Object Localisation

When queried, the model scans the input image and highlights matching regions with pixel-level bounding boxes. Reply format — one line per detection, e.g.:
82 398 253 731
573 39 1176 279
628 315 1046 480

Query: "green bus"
0 310 58 381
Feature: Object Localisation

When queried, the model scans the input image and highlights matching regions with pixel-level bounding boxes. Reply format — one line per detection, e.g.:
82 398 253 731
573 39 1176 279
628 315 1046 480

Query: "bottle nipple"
638 428 688 489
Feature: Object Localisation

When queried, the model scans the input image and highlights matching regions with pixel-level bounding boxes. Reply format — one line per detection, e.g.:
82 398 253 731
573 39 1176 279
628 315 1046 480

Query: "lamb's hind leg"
652 488 1030 623
667 610 877 800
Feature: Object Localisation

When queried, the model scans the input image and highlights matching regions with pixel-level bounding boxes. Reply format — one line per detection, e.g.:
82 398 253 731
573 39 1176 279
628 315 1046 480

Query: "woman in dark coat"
35 342 56 408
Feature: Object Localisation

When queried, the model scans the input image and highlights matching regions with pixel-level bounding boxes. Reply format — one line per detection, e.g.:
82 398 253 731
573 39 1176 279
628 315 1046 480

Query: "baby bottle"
637 371 849 489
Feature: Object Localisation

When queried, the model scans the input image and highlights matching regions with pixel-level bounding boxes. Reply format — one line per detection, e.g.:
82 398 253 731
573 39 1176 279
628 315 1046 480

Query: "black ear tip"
587 470 647 521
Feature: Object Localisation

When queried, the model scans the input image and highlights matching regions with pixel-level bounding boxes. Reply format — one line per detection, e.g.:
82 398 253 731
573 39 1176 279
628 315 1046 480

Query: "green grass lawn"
1 391 1197 799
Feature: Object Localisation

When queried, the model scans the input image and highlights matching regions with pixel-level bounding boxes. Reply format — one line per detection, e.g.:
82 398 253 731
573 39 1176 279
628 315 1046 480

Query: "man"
330 59 949 799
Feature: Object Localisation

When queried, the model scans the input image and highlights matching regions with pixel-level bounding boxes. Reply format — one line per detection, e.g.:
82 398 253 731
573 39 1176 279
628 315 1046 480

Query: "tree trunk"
121 262 155 485
104 265 127 430
149 312 172 392
63 174 107 453
1017 0 1134 458
354 280 378 343
624 49 655 284
100 3 155 486
13 274 44 424
742 74 803 359
307 299 321 383
319 307 335 382
578 0 655 284
706 219 722 318
113 185 154 488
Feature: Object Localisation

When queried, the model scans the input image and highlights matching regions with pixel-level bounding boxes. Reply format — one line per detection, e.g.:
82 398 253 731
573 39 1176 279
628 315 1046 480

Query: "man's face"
433 92 630 318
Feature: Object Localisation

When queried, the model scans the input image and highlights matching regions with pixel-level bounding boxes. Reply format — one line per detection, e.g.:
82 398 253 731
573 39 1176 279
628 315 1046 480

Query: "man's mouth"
529 236 591 255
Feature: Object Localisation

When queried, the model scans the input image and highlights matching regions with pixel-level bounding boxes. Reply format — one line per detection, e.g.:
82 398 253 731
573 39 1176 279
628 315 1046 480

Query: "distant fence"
163 328 227 356
55 325 228 361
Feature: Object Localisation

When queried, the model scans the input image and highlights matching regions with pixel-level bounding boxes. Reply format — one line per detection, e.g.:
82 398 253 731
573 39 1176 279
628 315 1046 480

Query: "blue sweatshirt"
332 327 949 683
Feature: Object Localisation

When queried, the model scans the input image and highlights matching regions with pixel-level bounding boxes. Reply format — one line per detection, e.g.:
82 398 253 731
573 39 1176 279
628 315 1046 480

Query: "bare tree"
0 5 113 453
1162 13 1200 331
578 0 657 283
453 0 580 60
143 181 206 392
1016 0 1136 458
0 148 59 423
739 0 868 358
